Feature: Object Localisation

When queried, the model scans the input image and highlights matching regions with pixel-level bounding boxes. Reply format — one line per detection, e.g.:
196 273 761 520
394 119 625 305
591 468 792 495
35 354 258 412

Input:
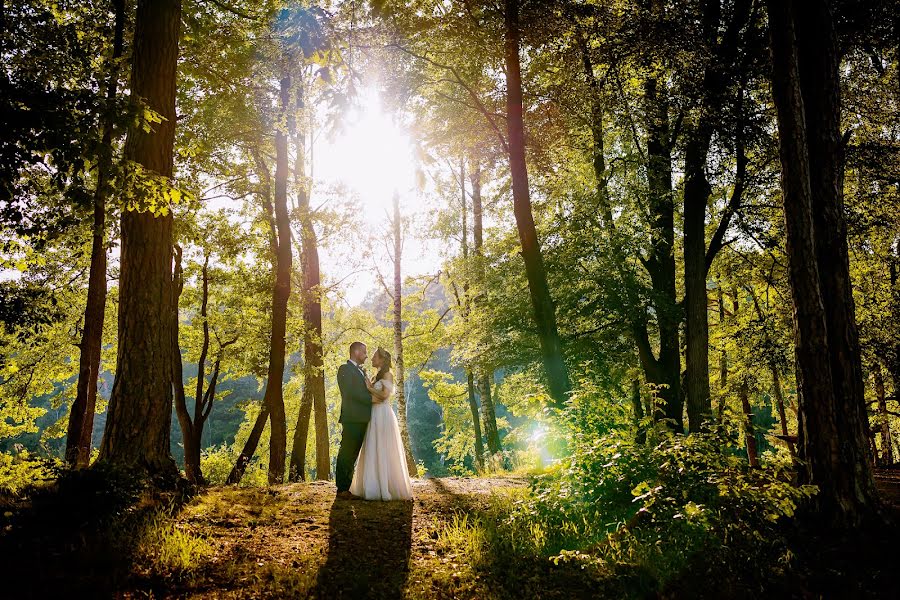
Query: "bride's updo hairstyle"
374 347 393 383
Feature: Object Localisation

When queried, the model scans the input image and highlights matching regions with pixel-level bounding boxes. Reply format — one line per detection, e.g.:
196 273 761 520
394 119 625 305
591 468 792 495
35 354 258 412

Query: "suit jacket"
337 360 372 423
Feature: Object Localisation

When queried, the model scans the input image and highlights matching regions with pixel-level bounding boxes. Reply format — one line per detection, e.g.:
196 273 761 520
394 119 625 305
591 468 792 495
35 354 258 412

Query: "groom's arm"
337 365 372 405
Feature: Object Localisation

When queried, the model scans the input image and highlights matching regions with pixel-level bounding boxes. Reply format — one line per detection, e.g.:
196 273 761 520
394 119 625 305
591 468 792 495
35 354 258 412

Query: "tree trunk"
767 0 879 527
643 72 682 430
503 0 570 409
470 161 502 455
97 0 181 481
289 120 329 482
227 405 269 485
466 371 485 471
716 283 728 421
771 365 797 463
683 128 713 433
264 74 292 485
171 246 202 484
874 364 892 465
739 381 759 468
631 378 646 444
393 193 419 477
66 0 125 468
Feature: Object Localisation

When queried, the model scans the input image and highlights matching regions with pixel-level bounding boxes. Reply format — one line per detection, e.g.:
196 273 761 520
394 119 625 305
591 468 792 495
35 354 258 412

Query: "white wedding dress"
350 379 413 501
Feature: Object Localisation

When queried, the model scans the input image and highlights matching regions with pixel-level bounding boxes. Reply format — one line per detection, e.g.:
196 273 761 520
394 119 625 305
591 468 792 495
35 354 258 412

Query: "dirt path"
128 477 531 599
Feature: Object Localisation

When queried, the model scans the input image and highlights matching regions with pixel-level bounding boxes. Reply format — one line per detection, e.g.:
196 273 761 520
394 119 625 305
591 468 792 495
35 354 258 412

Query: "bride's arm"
366 378 391 402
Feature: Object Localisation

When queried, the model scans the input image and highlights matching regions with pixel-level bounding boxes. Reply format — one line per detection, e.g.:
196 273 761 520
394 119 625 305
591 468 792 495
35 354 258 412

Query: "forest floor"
125 476 574 599
3 473 899 599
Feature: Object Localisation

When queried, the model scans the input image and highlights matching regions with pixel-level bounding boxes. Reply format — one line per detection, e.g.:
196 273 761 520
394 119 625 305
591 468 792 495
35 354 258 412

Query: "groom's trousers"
335 422 368 492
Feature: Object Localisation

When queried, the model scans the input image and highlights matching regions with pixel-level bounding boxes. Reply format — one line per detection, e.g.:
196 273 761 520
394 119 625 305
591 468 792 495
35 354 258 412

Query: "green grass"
138 513 214 572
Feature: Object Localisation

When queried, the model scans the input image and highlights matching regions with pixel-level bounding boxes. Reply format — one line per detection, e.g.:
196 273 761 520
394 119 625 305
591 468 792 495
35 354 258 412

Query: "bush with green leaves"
491 428 816 588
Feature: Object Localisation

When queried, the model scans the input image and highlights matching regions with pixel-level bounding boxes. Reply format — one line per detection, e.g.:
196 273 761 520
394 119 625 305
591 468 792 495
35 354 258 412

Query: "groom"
335 341 372 499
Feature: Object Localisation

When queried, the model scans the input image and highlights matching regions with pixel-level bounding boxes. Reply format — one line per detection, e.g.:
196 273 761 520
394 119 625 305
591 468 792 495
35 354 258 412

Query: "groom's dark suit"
335 360 373 492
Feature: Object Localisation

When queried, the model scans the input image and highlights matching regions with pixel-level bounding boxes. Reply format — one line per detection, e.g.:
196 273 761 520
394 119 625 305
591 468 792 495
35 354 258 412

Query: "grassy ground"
2 476 604 599
2 473 899 598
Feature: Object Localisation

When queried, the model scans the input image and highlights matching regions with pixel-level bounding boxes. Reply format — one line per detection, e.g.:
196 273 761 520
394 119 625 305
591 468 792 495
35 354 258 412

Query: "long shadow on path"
314 497 413 599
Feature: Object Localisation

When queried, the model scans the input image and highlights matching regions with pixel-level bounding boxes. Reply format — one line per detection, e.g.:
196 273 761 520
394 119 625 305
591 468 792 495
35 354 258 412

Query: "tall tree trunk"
97 0 181 481
874 364 892 465
227 405 269 485
771 365 797 463
467 371 485 471
716 283 729 421
739 381 759 468
470 161 502 454
683 126 713 433
290 120 329 482
682 0 720 433
66 0 125 468
643 71 682 430
171 246 200 483
504 0 570 409
264 74 292 485
393 193 419 477
767 0 879 527
228 139 278 487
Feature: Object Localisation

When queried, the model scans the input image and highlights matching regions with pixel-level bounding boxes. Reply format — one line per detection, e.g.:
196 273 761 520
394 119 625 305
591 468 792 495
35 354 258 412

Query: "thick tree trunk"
739 381 759 468
227 405 269 485
504 0 570 409
643 74 682 430
97 0 181 481
393 193 419 477
767 0 879 527
289 123 329 482
683 120 713 432
467 371 485 471
263 74 292 485
66 0 125 468
874 364 892 465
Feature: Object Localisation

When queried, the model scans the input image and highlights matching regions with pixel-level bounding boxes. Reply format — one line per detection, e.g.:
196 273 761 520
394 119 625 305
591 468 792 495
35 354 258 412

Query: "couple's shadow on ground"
315 496 414 599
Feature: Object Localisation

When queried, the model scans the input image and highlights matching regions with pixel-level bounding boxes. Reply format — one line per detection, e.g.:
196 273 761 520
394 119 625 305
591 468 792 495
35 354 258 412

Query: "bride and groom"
335 342 413 501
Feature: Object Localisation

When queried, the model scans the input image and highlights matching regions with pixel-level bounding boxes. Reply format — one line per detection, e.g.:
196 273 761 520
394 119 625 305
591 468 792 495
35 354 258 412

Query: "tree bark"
470 161 502 455
289 120 329 482
739 381 759 468
643 71 682 430
393 193 419 477
467 371 485 471
66 0 125 468
631 379 646 444
771 365 797 463
97 0 181 481
504 0 571 409
263 74 292 485
683 125 713 433
767 0 879 527
171 246 199 483
874 363 892 465
716 283 728 422
227 405 269 485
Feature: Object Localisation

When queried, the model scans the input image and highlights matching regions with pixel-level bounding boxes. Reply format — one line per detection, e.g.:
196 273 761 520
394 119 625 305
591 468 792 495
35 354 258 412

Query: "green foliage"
0 450 57 496
493 430 816 587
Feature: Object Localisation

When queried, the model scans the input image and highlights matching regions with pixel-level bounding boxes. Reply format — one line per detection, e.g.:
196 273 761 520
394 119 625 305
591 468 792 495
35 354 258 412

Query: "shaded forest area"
2 0 900 597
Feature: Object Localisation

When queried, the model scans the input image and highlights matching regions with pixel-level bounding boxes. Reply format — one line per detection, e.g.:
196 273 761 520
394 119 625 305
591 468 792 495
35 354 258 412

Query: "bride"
349 347 413 501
